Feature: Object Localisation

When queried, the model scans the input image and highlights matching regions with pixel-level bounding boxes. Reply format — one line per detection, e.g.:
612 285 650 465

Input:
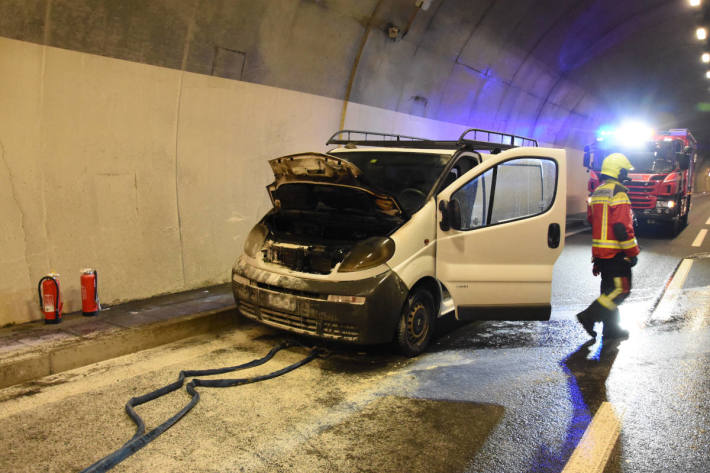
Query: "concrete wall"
0 0 610 146
0 36 589 325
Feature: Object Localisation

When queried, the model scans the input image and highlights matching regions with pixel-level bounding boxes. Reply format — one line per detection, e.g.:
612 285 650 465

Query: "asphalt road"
0 196 708 473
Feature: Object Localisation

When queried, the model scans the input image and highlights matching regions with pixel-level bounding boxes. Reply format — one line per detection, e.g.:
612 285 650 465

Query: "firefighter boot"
602 308 629 340
575 301 605 338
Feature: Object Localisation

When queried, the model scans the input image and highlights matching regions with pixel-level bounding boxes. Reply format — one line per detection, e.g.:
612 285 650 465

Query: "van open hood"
267 153 402 216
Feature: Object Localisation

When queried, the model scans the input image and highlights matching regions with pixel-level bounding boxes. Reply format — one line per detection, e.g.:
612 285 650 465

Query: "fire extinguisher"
80 268 101 316
38 273 63 324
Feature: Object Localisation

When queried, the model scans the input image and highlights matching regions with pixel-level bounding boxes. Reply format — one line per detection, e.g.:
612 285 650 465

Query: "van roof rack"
326 129 537 151
458 128 538 148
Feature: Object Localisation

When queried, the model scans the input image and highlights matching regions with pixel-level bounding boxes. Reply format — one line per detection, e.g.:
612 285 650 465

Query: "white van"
232 129 566 355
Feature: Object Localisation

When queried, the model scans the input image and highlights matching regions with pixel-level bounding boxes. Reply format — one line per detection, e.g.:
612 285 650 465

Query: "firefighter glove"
592 262 600 276
625 256 637 267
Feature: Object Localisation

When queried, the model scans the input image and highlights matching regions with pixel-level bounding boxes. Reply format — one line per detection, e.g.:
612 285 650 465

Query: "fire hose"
80 341 323 473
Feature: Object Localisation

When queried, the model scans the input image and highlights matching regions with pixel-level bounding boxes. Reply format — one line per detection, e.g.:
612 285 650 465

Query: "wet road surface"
0 196 708 472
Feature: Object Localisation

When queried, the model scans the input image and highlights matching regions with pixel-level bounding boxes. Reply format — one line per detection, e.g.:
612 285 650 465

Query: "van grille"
237 300 359 340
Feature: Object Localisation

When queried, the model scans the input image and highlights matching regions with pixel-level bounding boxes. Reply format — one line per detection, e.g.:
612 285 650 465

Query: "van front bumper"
231 259 408 344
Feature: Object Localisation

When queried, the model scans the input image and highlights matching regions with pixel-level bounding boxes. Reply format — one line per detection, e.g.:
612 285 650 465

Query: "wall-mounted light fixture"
703 53 710 63
386 23 400 41
705 70 710 78
689 0 702 7
415 0 433 10
697 27 707 40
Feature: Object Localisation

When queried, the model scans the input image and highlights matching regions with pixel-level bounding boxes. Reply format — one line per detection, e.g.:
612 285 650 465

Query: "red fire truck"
583 128 697 235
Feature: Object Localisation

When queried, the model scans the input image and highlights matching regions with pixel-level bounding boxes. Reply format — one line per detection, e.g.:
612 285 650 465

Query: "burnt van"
232 129 567 355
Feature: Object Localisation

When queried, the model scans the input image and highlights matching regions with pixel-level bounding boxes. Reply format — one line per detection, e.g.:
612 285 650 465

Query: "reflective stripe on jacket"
587 179 640 259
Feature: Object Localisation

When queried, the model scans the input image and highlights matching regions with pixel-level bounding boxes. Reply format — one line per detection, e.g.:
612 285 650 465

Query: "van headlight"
243 224 268 257
338 237 395 273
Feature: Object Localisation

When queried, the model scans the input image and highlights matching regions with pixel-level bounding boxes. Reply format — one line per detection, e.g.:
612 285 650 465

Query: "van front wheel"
395 289 435 357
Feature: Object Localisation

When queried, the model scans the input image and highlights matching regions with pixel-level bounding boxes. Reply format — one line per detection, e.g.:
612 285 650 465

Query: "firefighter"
577 153 640 339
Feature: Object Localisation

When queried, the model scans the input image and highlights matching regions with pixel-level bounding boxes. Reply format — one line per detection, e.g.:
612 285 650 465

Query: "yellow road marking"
562 402 621 473
692 229 707 247
705 216 710 226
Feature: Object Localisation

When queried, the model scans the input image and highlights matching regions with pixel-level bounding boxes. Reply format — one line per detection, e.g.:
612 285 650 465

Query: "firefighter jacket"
587 179 640 260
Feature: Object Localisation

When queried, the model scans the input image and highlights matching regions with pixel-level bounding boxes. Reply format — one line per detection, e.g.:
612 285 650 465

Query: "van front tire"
395 288 435 357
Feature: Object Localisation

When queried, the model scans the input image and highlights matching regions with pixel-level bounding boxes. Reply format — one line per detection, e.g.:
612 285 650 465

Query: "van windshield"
329 150 451 212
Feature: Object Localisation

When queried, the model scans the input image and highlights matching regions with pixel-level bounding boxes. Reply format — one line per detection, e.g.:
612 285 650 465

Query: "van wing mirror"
438 200 450 231
678 154 690 170
583 145 591 168
448 199 463 231
439 199 464 231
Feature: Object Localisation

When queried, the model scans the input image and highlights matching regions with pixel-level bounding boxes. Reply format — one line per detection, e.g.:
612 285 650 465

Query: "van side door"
435 147 566 320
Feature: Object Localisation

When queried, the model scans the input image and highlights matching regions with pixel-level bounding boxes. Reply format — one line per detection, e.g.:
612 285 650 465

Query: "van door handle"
548 223 561 248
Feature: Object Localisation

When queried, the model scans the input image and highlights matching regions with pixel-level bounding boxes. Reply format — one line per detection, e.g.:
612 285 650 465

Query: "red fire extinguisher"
38 273 63 324
80 268 100 316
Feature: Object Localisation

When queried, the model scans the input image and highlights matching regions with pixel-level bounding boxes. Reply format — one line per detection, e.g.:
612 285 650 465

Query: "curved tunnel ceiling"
349 0 709 147
1 0 708 148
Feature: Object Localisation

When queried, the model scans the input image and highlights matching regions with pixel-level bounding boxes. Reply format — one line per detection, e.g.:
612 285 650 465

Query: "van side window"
490 158 556 224
450 169 493 230
440 155 480 191
449 157 557 231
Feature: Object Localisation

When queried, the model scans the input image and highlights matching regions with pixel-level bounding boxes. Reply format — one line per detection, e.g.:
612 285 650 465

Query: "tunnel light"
689 0 702 7
697 27 707 40
703 53 710 63
706 70 710 79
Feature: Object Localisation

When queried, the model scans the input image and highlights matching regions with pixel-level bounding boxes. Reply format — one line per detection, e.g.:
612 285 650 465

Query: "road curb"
0 306 239 390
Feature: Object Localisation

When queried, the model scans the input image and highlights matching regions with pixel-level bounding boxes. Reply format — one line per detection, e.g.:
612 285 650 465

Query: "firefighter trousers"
596 254 632 311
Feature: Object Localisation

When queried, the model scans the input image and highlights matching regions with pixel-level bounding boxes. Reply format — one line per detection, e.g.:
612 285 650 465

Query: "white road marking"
692 229 707 247
705 216 710 225
652 258 694 321
565 227 590 238
667 259 694 291
562 402 621 473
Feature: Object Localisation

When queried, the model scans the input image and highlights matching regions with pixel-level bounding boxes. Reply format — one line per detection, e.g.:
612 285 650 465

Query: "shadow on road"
528 338 624 472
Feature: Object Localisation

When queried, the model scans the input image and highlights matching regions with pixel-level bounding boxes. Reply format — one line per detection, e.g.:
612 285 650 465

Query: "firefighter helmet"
601 153 634 180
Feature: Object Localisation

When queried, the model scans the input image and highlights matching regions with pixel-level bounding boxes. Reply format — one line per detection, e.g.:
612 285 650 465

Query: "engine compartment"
260 209 402 274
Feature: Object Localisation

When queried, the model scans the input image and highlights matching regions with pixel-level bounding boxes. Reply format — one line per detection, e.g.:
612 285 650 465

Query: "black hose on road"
80 341 322 473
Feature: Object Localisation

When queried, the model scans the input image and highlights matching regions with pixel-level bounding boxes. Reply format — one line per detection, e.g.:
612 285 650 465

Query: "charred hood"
267 153 402 217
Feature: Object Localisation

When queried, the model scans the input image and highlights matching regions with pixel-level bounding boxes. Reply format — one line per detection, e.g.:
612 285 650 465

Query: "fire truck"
583 128 697 235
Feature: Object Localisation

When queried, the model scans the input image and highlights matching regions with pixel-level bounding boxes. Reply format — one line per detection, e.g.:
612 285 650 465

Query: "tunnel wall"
0 0 610 147
0 0 604 325
0 36 589 325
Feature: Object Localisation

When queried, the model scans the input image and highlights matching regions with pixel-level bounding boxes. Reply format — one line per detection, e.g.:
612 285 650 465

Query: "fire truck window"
652 159 674 172
490 158 557 224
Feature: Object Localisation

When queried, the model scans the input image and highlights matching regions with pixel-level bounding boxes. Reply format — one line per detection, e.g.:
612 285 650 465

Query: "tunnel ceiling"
362 0 710 146
539 0 710 144
2 0 710 148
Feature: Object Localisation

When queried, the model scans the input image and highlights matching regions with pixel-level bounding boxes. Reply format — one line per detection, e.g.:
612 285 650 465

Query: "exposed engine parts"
261 240 347 274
